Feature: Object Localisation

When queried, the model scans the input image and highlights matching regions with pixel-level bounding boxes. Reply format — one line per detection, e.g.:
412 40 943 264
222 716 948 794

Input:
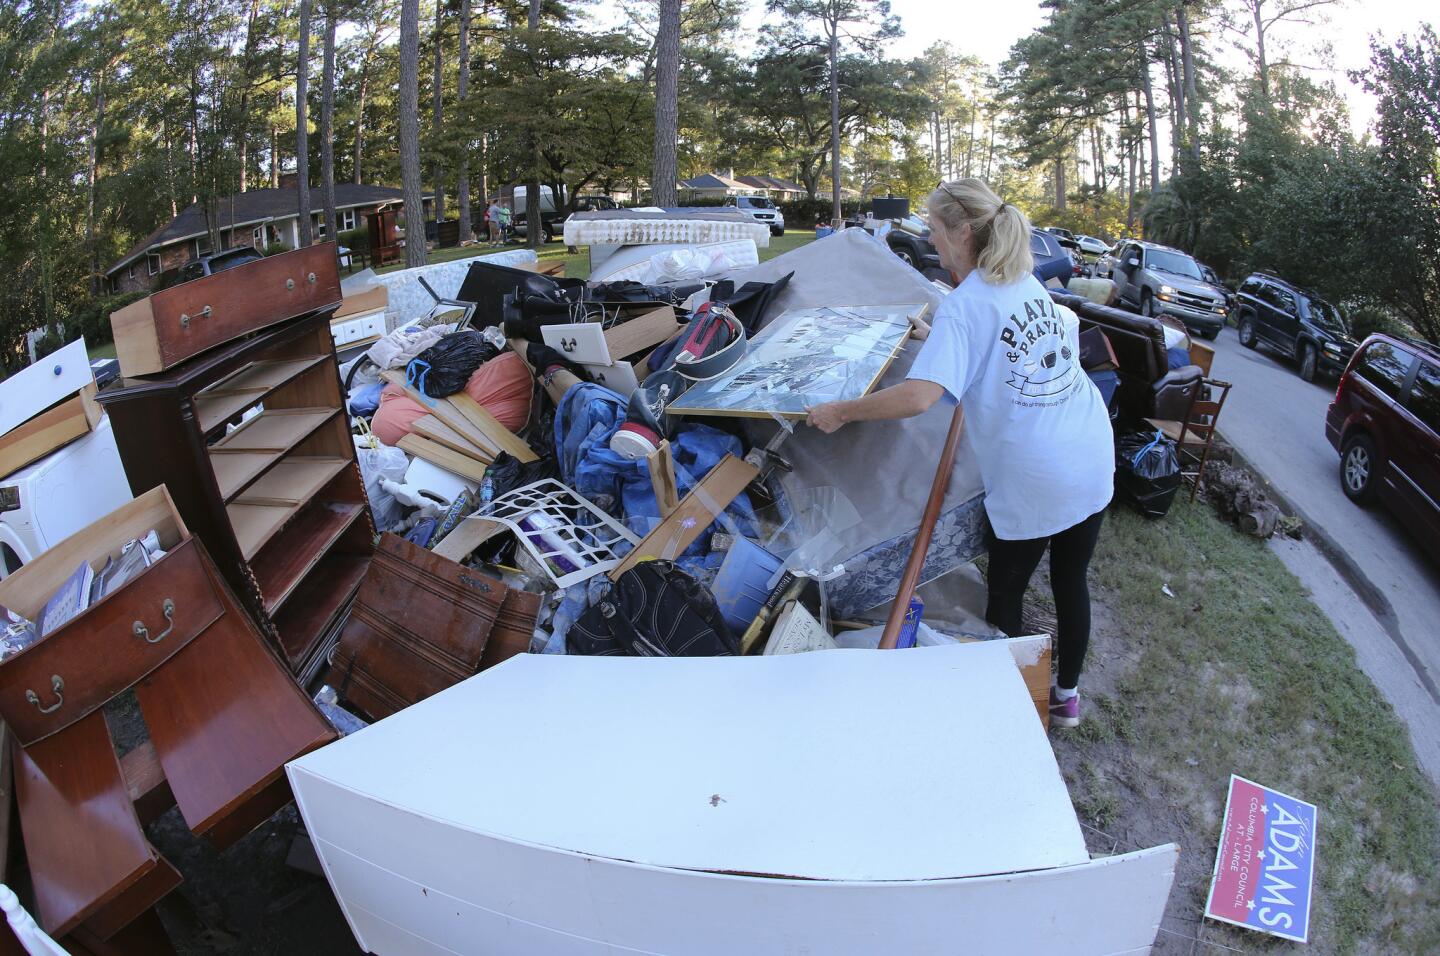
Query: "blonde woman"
807 178 1114 727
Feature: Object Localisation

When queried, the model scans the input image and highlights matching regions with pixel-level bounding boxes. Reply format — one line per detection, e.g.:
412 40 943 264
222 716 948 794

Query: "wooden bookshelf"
98 311 375 678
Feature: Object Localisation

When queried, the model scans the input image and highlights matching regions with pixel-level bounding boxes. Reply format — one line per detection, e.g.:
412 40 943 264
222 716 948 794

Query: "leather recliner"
1050 291 1202 422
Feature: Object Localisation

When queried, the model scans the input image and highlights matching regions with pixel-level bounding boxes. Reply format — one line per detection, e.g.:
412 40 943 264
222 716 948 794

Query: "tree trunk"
296 0 312 247
431 0 445 226
87 76 105 294
400 0 428 266
270 91 280 189
984 109 995 180
828 25 841 223
1054 156 1066 209
526 0 543 249
964 106 976 177
1177 1 1200 158
354 44 372 184
651 0 680 207
237 0 261 193
457 0 472 242
321 0 338 242
1140 44 1160 192
1252 0 1270 102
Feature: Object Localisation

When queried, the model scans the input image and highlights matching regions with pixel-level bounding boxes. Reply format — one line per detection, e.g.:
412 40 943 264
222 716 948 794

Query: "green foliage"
262 241 293 256
65 290 147 348
337 226 369 252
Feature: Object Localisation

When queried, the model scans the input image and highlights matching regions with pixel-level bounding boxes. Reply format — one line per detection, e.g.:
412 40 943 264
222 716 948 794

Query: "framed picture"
667 304 927 419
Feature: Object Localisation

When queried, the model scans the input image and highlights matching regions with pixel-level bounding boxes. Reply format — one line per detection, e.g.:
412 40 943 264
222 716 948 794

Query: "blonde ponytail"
927 178 1034 285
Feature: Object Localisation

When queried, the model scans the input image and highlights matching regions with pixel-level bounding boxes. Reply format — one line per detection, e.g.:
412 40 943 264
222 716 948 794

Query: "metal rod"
878 403 967 649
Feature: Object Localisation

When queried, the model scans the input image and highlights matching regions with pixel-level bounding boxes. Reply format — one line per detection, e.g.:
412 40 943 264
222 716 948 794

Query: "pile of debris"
1201 459 1303 539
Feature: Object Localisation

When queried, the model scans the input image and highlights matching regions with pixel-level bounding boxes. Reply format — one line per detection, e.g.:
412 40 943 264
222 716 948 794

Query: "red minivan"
1326 334 1440 562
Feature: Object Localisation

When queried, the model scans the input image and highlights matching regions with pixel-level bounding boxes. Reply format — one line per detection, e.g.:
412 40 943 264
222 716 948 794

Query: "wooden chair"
1144 377 1232 501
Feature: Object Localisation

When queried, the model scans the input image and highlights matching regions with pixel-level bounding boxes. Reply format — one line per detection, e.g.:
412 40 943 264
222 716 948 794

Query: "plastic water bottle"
479 474 495 512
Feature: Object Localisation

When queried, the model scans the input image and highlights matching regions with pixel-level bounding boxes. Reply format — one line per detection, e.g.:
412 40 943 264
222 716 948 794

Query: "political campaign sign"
1204 775 1318 943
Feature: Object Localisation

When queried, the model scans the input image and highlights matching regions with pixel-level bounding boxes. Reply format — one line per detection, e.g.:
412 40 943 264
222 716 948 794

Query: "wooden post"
878 404 966 650
647 440 680 518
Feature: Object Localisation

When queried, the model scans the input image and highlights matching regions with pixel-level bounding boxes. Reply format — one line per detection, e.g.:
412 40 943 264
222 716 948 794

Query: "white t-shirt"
907 270 1114 540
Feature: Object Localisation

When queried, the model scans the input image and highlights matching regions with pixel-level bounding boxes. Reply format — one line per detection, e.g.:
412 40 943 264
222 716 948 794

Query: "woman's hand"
806 402 848 433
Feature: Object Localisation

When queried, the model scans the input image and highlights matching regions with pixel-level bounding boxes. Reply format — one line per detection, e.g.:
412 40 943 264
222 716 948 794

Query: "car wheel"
1298 342 1318 382
541 225 554 243
1203 326 1220 341
1340 433 1379 504
893 247 915 267
1140 291 1154 317
1238 313 1258 349
771 226 785 237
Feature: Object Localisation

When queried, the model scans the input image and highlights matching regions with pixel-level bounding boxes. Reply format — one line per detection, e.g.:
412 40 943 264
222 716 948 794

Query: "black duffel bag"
408 329 497 397
569 561 738 657
1115 429 1181 519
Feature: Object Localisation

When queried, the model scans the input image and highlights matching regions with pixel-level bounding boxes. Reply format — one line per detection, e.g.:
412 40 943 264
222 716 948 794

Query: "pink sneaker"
1049 688 1080 728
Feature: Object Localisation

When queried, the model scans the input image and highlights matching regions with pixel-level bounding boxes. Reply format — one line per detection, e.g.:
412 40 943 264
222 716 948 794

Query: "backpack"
568 561 738 657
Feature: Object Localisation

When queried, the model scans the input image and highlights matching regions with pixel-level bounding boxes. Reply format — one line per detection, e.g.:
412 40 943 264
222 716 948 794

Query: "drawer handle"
180 306 212 328
133 598 176 644
26 676 64 715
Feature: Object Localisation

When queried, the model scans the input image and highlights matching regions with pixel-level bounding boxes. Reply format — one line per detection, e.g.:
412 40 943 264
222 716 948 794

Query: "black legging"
985 507 1106 689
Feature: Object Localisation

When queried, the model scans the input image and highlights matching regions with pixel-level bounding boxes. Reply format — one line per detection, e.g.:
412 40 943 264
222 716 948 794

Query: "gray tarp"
717 227 988 615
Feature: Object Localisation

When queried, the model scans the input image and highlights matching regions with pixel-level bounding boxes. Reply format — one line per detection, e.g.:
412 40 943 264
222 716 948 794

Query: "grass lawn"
372 229 819 281
87 340 117 361
1033 497 1440 953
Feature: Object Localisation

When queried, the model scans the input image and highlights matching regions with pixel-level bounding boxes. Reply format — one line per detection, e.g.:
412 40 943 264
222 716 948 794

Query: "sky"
723 0 1437 135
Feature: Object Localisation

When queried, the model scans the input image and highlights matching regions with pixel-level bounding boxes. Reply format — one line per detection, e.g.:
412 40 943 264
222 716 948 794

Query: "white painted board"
0 339 93 437
580 361 639 398
289 643 1088 883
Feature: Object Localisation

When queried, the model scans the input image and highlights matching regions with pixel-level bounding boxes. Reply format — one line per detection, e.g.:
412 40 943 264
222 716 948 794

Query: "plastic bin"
711 537 784 635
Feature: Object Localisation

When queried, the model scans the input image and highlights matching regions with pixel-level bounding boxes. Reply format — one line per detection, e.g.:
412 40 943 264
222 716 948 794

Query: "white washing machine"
0 414 133 578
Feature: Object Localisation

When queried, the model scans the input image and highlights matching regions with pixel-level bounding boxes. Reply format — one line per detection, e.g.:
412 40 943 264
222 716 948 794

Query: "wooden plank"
379 370 500 456
646 440 679 518
431 517 505 562
603 306 679 363
447 393 538 463
1189 339 1215 376
996 635 1052 729
121 741 175 826
609 454 757 580
411 415 492 461
398 434 490 483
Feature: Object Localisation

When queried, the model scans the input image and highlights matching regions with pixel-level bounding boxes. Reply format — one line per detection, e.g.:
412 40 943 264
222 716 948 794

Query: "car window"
1030 233 1049 254
1240 277 1259 296
1144 248 1203 280
737 197 774 209
1407 361 1440 436
1354 341 1415 400
1305 297 1349 335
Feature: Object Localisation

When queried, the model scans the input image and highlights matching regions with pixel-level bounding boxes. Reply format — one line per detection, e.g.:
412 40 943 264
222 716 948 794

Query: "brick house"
105 183 432 294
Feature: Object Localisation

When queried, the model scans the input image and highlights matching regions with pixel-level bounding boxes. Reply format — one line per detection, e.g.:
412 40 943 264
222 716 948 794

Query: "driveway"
1209 327 1440 785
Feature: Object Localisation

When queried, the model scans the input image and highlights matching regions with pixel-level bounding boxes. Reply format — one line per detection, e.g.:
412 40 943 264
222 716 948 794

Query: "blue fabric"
347 381 384 416
553 382 757 557
1166 346 1191 370
1086 369 1119 407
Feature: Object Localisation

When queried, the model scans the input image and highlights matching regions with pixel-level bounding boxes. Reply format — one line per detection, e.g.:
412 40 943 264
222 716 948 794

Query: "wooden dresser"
98 311 374 680
0 487 336 941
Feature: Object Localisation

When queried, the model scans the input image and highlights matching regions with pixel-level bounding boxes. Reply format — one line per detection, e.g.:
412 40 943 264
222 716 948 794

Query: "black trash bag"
486 451 560 499
408 330 497 398
1115 430 1181 519
569 561 738 657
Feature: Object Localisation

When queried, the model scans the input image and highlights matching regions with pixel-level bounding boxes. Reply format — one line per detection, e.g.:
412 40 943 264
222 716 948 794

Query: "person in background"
805 178 1114 728
498 200 513 244
486 198 503 246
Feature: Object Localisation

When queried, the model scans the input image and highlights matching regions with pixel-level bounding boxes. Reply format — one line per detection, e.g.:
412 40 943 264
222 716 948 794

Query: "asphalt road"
1209 327 1440 784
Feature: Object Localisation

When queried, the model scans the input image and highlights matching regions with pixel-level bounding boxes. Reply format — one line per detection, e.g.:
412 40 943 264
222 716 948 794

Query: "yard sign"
1204 774 1318 943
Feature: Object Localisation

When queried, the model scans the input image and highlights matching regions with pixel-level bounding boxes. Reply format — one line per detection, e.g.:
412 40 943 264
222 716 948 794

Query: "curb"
1220 435 1440 706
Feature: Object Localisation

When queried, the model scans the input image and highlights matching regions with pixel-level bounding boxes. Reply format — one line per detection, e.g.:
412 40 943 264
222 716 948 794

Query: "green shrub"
779 197 863 227
1344 301 1415 341
65 290 147 347
33 330 65 360
338 227 369 252
262 241 293 257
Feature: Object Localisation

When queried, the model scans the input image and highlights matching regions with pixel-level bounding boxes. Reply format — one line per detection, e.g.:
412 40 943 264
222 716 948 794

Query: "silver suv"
729 195 786 237
1111 240 1229 339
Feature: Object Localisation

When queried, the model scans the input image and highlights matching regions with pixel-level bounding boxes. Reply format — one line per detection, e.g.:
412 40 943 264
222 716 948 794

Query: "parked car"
1234 273 1357 382
1326 334 1440 561
1109 239 1228 338
728 195 786 237
511 188 617 242
1196 262 1233 306
157 246 265 290
1075 234 1109 257
1030 228 1074 287
1041 226 1076 243
877 215 949 282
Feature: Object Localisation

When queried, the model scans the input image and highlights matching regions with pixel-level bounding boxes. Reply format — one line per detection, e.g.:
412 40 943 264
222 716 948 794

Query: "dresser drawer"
0 536 225 745
110 244 342 376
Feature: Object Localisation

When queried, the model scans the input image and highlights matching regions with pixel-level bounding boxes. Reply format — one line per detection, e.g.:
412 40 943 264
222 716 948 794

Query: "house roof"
679 173 751 191
736 175 807 193
107 183 410 275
